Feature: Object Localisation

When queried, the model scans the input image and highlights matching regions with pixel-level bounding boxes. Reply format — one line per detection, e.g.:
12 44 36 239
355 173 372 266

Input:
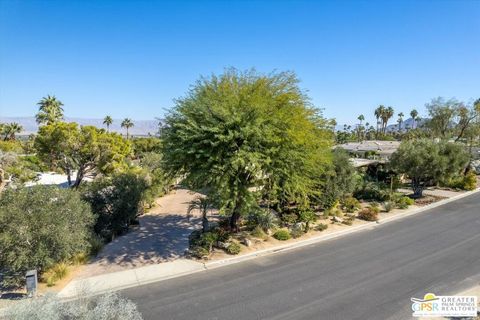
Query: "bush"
445 172 477 191
250 226 268 240
299 210 317 231
42 262 69 287
190 246 210 259
6 292 143 320
341 196 361 213
315 223 328 231
81 172 147 241
395 196 414 209
290 227 304 239
281 213 298 226
358 207 379 221
342 215 355 226
354 181 390 202
273 229 291 241
0 186 94 287
383 201 394 212
226 242 241 255
248 209 279 231
88 234 105 256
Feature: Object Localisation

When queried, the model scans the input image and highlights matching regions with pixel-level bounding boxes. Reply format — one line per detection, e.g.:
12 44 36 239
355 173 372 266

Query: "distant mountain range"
0 117 160 136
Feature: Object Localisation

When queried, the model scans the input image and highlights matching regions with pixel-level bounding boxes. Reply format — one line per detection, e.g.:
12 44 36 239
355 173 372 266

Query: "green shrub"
273 229 291 241
281 213 298 226
251 226 268 240
71 252 89 265
0 186 94 287
383 201 394 212
342 215 355 226
42 262 69 287
315 223 328 231
190 246 210 259
290 227 304 239
447 172 477 191
354 181 390 202
81 172 147 241
396 196 414 209
226 242 241 255
358 207 379 221
248 209 279 231
341 196 361 213
88 234 105 256
299 210 317 231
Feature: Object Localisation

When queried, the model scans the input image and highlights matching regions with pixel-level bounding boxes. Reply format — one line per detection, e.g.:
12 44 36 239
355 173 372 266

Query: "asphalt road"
123 193 480 320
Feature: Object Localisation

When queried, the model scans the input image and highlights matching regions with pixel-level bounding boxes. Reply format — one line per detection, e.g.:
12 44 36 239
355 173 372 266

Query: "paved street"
123 193 480 320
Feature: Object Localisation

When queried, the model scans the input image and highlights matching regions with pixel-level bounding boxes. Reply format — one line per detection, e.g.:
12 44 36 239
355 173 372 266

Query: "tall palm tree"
382 106 394 134
36 95 64 125
410 109 418 129
121 118 134 139
2 122 23 141
397 112 404 132
103 115 113 132
374 105 385 134
357 114 365 141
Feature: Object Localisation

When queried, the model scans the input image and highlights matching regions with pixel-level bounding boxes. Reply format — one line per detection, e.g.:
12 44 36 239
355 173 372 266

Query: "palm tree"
36 95 64 125
2 122 23 141
382 106 394 134
187 196 213 233
121 118 134 139
397 112 404 132
103 116 113 132
357 115 365 141
410 109 418 129
374 105 385 134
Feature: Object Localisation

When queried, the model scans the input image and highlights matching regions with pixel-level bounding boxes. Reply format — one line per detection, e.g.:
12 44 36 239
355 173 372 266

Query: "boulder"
332 216 344 223
215 241 229 249
243 238 252 247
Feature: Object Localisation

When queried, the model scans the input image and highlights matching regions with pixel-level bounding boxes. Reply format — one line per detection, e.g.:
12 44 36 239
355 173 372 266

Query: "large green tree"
390 139 469 197
161 69 333 230
34 122 132 187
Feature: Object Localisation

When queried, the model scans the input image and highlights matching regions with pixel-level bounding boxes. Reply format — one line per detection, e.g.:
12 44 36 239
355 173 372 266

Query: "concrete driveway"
78 188 203 278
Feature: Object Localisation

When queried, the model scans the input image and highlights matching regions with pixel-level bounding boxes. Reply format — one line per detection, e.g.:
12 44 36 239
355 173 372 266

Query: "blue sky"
0 0 479 125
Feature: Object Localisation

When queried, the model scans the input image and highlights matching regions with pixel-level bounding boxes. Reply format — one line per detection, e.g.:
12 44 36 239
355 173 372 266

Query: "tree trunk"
202 214 209 233
229 209 241 232
72 168 85 188
411 178 424 198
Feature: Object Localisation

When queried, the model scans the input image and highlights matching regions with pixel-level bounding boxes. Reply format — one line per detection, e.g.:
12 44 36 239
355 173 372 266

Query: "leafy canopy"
0 186 94 286
389 139 469 197
34 122 132 187
161 69 333 229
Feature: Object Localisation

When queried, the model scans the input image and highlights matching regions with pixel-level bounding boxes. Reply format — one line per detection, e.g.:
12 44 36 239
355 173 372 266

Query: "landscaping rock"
292 222 305 231
243 238 252 247
332 216 344 223
215 241 229 249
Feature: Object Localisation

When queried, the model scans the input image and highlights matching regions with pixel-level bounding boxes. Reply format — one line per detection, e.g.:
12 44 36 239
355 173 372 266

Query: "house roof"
337 140 400 156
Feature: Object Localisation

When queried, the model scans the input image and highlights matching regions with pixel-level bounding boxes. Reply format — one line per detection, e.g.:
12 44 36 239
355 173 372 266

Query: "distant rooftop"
337 140 400 156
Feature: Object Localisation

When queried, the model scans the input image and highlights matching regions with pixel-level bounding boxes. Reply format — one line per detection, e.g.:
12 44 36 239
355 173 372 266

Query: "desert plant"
88 234 105 256
358 207 379 221
250 226 268 240
395 196 414 209
383 201 394 212
315 223 328 231
299 210 317 231
342 215 356 226
273 229 291 241
41 262 69 287
281 213 298 226
6 291 143 320
290 227 304 239
341 196 361 213
226 242 241 255
249 209 279 231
